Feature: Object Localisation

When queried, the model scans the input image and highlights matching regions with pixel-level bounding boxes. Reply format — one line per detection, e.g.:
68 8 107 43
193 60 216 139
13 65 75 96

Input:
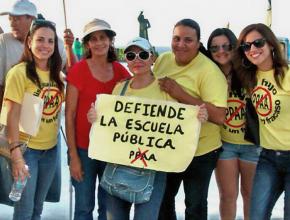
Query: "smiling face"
125 46 153 76
210 35 233 66
243 30 273 71
171 25 200 66
28 27 55 68
86 30 111 58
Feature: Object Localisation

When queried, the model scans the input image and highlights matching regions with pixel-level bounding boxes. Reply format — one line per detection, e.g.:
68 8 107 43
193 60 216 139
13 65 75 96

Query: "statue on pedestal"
138 11 151 40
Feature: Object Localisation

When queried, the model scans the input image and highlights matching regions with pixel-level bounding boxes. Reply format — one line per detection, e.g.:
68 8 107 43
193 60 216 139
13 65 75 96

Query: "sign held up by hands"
88 94 201 172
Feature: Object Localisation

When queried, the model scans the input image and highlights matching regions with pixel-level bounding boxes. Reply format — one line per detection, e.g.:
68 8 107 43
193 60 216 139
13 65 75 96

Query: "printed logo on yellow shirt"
252 78 281 124
41 88 62 116
223 92 246 135
33 82 63 124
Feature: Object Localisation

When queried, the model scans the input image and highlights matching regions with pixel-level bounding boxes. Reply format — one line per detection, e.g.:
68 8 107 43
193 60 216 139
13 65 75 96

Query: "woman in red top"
65 18 130 220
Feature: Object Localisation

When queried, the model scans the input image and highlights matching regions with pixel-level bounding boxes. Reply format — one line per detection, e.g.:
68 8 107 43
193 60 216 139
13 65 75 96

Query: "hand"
87 103 97 124
158 77 185 100
63 28 77 68
69 152 84 182
63 28 74 48
11 149 30 182
197 104 208 123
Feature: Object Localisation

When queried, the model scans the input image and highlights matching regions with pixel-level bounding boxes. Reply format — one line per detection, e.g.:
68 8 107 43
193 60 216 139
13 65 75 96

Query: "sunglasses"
30 19 56 32
209 44 232 53
240 38 266 52
125 51 150 61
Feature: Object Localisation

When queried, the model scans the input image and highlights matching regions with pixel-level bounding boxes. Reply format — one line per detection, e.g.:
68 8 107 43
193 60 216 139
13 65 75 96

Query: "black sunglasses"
240 38 266 52
30 19 56 32
125 51 150 61
209 44 232 53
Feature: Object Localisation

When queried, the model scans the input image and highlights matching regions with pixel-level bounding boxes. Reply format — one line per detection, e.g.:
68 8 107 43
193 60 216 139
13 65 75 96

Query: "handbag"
100 79 156 204
100 163 156 204
244 97 260 145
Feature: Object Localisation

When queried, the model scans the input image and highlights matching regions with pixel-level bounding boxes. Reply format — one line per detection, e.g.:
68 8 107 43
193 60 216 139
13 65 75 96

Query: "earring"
272 49 275 60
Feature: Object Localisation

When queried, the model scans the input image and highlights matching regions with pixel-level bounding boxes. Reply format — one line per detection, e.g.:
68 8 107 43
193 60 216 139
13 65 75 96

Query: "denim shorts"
219 141 261 163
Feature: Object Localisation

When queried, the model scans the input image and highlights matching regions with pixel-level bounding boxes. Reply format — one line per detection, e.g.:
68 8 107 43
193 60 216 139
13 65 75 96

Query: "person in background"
234 23 290 220
73 37 83 61
155 18 228 220
207 28 259 220
0 26 3 34
3 19 64 220
87 36 208 220
65 18 130 220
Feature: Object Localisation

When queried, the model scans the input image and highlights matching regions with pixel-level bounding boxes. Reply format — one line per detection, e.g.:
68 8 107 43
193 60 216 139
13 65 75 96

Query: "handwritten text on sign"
88 94 201 172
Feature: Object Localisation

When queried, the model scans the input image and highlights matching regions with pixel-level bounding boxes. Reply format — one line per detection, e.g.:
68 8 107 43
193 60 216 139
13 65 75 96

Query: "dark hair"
82 30 117 62
174 19 200 40
20 19 63 91
174 18 209 55
234 23 288 92
206 28 243 97
207 28 237 60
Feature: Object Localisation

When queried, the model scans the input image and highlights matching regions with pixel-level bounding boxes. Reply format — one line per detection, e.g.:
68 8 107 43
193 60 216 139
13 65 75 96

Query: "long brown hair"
20 19 64 91
234 23 288 93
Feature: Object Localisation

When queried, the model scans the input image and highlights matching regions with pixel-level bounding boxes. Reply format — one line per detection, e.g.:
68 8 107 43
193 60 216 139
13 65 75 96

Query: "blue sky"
0 0 289 47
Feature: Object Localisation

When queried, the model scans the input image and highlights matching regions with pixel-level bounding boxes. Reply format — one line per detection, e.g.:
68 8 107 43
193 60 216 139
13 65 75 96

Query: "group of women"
2 14 290 220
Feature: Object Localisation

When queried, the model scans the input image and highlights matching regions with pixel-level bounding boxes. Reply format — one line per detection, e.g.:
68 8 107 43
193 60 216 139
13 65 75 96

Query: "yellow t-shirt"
252 68 290 150
3 62 64 150
153 52 228 156
113 78 174 102
221 90 253 145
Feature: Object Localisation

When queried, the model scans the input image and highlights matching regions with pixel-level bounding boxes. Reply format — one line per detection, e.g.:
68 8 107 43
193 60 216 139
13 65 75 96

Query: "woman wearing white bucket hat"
65 18 130 220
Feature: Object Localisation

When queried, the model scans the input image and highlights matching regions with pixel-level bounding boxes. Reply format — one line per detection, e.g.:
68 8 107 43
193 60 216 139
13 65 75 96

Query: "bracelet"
10 143 23 153
9 141 22 147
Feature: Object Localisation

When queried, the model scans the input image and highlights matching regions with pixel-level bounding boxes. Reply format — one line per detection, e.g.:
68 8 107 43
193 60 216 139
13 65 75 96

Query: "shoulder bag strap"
120 79 130 96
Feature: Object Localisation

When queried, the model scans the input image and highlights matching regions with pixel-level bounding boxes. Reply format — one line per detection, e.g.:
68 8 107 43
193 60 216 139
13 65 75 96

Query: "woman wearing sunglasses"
234 23 290 220
87 36 208 220
106 37 167 220
3 19 64 220
65 18 130 220
207 28 260 220
154 19 228 220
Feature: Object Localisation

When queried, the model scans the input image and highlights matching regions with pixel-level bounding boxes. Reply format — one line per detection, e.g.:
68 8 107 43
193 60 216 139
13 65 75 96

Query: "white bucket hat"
82 18 116 40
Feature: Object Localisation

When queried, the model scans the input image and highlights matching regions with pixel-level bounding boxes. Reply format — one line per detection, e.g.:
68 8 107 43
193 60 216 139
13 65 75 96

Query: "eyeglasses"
125 51 150 61
30 19 56 32
209 44 232 53
240 38 266 52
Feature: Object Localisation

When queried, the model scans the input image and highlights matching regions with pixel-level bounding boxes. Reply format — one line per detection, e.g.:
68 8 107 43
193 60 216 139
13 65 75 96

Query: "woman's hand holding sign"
87 103 97 124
